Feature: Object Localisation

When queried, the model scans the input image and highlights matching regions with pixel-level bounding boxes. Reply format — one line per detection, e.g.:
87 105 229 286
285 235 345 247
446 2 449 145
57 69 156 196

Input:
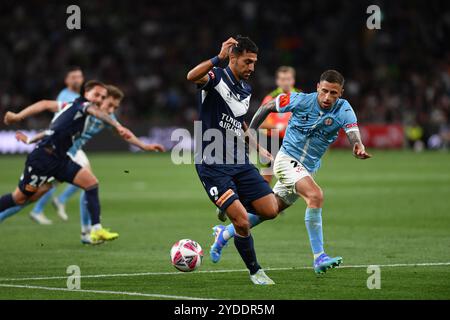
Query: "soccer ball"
170 239 204 272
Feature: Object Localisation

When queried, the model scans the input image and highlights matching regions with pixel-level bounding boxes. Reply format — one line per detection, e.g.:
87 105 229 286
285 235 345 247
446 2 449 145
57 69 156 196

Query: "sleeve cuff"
344 127 359 133
275 94 282 112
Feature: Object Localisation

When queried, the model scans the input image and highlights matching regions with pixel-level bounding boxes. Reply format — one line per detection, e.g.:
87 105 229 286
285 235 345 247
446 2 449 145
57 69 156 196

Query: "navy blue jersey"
195 66 252 165
38 97 91 158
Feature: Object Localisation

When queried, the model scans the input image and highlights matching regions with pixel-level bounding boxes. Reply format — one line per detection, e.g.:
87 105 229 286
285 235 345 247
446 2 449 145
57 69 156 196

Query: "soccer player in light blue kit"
29 66 85 224
210 70 372 274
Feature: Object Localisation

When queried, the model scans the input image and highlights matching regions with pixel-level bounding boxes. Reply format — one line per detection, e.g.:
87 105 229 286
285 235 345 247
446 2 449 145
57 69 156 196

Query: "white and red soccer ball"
170 239 203 272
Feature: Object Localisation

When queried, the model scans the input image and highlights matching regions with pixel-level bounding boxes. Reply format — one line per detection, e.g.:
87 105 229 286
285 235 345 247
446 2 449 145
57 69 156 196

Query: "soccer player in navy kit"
29 66 85 224
187 36 280 285
0 80 131 242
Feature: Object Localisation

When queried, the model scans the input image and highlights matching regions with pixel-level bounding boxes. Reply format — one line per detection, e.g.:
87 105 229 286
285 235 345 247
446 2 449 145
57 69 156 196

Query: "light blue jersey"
57 88 80 103
67 113 118 157
275 92 359 173
52 88 81 123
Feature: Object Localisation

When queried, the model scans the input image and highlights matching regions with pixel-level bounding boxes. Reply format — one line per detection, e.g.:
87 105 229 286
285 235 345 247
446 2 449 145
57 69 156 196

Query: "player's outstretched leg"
210 212 263 263
0 187 35 219
29 186 56 224
0 193 17 212
72 168 118 244
211 194 284 263
225 200 274 285
296 177 343 274
0 205 25 223
53 184 80 221
306 208 342 274
79 191 95 244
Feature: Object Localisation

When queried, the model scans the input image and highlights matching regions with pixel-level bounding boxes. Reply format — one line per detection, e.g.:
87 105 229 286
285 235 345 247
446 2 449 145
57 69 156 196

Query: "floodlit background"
0 0 448 152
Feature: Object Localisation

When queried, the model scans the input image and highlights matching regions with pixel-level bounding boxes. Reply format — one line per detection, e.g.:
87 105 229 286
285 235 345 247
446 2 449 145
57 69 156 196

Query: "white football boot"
52 198 69 221
250 269 275 285
29 212 53 225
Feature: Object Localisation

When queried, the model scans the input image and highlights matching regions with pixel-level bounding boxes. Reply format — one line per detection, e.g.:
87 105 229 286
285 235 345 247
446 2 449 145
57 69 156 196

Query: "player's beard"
241 71 252 80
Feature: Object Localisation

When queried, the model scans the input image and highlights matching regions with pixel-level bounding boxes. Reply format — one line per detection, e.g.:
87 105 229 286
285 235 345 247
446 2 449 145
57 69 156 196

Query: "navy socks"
234 233 261 275
85 186 101 225
0 194 16 212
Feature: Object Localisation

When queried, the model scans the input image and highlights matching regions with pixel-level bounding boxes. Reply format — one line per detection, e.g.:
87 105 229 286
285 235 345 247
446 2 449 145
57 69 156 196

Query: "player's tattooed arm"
4 100 59 125
186 37 238 85
245 101 278 162
249 100 277 130
346 129 372 159
242 122 273 161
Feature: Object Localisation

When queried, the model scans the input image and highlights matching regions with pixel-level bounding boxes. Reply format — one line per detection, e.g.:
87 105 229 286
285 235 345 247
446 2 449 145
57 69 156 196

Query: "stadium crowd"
0 0 448 148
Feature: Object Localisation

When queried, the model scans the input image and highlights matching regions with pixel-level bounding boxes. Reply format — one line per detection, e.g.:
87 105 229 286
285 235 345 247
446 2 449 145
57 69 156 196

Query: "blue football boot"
210 225 228 263
314 253 343 274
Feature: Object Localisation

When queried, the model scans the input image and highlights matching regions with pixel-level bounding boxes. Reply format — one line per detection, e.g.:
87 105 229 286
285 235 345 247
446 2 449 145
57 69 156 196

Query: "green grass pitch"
0 150 449 299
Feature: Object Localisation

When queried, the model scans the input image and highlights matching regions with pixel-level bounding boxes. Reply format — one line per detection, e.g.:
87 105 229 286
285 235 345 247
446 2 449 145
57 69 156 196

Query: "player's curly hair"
231 35 258 56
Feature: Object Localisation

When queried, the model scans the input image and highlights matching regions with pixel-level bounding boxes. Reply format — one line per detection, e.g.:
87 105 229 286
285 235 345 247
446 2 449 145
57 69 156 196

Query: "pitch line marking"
1 262 449 282
0 283 216 300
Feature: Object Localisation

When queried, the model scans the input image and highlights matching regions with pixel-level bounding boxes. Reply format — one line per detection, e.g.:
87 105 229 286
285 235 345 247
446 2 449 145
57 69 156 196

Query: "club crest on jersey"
323 118 334 126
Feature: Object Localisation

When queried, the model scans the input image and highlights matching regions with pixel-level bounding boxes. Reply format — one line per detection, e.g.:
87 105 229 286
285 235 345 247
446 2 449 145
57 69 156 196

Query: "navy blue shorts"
18 146 82 196
195 163 273 212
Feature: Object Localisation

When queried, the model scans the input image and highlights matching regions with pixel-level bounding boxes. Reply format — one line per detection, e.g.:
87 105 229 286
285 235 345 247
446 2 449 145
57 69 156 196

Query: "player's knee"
13 194 28 205
12 188 29 205
85 182 99 191
307 188 323 207
259 202 279 219
233 217 250 233
82 175 99 190
29 193 40 202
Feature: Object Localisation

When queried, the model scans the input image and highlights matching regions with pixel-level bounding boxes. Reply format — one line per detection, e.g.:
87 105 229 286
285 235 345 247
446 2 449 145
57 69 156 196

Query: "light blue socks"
304 207 324 257
57 184 80 204
79 191 91 233
31 186 56 215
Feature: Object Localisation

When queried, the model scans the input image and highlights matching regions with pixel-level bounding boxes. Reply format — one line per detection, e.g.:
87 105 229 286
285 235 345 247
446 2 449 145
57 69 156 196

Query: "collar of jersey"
224 66 243 87
76 96 88 103
66 88 79 95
